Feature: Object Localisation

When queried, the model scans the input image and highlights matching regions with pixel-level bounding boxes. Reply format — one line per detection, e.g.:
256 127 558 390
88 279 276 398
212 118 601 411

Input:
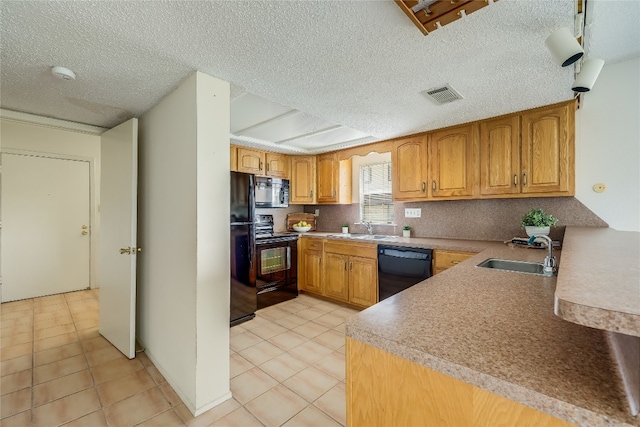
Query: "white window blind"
360 161 394 223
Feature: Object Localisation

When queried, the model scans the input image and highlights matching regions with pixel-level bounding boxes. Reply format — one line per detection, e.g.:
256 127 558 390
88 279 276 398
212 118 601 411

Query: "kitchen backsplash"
256 206 304 232
305 197 607 242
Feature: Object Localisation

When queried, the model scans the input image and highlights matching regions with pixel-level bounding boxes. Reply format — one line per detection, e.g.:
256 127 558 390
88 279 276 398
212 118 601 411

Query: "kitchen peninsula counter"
335 233 638 426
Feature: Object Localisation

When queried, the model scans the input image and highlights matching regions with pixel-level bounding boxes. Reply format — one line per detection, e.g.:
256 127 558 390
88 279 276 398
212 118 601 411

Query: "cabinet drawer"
434 250 476 271
324 241 377 258
303 239 324 251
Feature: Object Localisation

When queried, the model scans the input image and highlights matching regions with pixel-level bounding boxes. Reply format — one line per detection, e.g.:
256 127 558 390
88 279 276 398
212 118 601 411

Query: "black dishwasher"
378 245 433 301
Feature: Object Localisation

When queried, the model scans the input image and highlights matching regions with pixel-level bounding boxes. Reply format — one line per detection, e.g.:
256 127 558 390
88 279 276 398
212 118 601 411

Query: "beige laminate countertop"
302 233 639 426
555 227 640 337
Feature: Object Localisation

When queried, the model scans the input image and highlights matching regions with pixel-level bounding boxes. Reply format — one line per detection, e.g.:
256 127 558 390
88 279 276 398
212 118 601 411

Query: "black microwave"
255 177 289 208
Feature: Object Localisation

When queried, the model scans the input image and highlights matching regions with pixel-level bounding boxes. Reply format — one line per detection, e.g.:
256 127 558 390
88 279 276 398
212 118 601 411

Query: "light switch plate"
405 208 421 218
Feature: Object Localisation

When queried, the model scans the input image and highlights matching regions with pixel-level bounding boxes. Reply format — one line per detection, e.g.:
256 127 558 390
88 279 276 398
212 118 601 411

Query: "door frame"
1 148 98 289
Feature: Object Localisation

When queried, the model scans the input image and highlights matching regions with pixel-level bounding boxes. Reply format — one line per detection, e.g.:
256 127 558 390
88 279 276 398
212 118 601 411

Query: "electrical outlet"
405 208 421 218
592 183 606 193
315 209 320 216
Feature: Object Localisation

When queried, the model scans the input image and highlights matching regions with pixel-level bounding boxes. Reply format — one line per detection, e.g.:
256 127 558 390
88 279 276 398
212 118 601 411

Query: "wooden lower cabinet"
323 252 349 301
298 239 324 294
323 241 378 308
300 239 378 308
434 249 476 275
348 256 377 307
346 338 575 427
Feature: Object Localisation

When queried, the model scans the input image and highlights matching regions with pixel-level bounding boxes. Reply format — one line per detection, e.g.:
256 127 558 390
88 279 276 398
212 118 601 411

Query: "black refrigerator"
230 171 257 326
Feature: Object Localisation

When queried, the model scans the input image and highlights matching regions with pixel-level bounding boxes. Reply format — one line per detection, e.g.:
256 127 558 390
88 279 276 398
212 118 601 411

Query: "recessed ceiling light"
51 66 76 80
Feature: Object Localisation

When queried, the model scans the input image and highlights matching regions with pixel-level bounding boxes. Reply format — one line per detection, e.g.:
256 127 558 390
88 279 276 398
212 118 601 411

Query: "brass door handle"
432 180 436 191
514 175 518 187
523 173 527 187
422 182 426 192
120 247 142 255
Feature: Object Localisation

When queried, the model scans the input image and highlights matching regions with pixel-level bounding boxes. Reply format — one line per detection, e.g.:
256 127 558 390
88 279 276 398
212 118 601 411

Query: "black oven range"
254 214 299 310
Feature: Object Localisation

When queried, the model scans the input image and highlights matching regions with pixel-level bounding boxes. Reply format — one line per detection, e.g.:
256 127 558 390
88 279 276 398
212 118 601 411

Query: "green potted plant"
402 225 411 238
521 209 558 237
342 223 349 234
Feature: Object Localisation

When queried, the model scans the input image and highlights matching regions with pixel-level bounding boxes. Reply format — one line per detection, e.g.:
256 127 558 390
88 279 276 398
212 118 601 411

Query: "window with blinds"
360 161 394 223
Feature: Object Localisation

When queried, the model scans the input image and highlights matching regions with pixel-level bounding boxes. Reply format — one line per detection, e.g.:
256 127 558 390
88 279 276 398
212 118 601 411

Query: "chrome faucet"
529 235 557 275
363 221 373 235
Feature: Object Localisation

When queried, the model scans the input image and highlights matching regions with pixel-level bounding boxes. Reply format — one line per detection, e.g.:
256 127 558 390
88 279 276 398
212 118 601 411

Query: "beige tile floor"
1 290 352 426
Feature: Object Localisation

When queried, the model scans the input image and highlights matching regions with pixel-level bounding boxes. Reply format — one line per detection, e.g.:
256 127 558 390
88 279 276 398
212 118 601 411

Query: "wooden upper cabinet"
317 153 339 203
480 116 521 195
317 153 352 204
290 156 316 204
429 124 477 198
237 147 265 175
392 136 428 201
521 104 573 194
265 152 289 178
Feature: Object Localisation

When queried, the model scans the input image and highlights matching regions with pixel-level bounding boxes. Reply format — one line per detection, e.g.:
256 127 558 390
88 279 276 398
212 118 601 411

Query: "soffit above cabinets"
395 0 497 36
230 91 378 154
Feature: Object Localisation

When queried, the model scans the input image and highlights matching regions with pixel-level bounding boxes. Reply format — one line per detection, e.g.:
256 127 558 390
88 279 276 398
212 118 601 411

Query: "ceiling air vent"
420 84 464 105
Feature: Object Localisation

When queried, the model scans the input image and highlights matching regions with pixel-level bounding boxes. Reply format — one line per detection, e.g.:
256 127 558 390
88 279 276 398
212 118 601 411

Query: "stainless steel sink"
476 258 555 276
327 234 398 241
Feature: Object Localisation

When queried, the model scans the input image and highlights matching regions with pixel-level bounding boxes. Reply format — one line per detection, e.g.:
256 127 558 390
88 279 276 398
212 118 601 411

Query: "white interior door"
99 118 138 359
1 153 91 302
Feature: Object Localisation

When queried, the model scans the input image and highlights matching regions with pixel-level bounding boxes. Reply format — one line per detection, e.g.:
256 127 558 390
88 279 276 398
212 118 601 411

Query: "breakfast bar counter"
342 233 638 426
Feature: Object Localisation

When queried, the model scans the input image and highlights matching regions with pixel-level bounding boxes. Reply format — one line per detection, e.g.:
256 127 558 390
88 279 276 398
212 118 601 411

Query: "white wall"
0 114 103 288
194 73 232 410
576 57 640 231
137 72 231 415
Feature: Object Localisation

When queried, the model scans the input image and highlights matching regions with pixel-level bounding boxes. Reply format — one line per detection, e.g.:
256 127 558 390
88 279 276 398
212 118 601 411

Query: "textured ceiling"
1 0 638 154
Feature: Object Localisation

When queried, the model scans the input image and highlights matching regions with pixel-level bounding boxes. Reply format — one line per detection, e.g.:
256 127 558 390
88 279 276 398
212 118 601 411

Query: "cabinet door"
237 147 265 175
392 136 428 201
290 156 316 204
479 116 521 195
317 153 339 204
429 124 476 198
324 252 349 302
349 256 378 307
301 249 323 294
265 153 288 178
230 145 239 172
521 104 573 194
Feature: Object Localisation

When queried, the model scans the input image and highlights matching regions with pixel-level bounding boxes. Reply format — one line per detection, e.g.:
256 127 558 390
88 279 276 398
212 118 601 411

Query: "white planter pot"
342 226 349 234
403 229 411 238
525 226 550 237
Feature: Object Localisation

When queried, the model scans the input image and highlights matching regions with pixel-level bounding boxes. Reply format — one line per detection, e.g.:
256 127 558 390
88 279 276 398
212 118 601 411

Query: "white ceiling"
1 0 638 154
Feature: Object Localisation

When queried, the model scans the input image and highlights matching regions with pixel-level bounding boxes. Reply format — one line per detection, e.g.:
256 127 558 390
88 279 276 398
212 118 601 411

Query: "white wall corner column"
575 57 640 232
137 71 231 416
